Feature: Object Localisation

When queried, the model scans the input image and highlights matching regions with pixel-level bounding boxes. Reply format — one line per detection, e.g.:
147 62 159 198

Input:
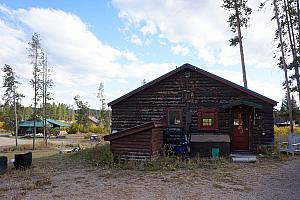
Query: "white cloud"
112 0 277 69
171 44 189 56
0 6 175 108
140 20 157 35
130 34 142 45
121 49 138 62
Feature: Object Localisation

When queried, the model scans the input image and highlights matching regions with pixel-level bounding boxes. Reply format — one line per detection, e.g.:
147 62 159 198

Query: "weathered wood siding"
111 68 275 150
110 127 164 159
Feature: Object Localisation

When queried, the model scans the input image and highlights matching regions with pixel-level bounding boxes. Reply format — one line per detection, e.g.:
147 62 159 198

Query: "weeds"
72 144 231 171
1 141 57 152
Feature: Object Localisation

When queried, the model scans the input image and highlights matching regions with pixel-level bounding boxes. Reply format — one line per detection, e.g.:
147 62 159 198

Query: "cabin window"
198 109 218 130
168 109 182 127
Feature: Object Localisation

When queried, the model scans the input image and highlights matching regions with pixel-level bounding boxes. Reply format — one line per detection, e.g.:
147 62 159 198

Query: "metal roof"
19 120 53 128
19 119 70 128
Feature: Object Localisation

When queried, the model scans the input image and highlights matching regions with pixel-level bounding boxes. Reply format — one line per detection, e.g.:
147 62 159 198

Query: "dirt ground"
0 154 299 200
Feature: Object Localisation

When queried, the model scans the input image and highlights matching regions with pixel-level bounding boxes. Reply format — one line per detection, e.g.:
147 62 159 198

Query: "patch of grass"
2 149 57 160
71 144 114 167
71 144 231 171
1 141 57 152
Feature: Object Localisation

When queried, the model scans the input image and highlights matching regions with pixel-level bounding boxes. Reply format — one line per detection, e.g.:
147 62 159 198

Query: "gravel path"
1 156 299 200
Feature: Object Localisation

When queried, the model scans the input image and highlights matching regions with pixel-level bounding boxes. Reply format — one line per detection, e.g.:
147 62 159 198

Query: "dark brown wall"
111 68 275 149
111 127 164 158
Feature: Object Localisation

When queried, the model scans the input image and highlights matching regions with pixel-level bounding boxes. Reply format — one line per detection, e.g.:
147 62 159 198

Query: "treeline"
0 102 111 131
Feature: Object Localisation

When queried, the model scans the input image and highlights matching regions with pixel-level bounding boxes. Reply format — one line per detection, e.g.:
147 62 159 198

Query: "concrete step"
230 153 257 163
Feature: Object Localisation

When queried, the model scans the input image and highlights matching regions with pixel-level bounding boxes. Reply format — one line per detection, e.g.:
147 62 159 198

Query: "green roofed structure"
18 118 70 136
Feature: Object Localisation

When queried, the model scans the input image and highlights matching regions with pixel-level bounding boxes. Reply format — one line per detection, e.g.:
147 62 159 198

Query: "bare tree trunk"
285 0 300 102
234 0 248 88
14 86 18 146
297 0 300 51
33 44 37 150
44 52 48 146
274 0 294 133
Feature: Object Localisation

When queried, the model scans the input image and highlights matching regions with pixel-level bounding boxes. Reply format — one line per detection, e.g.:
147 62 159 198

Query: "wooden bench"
278 133 300 156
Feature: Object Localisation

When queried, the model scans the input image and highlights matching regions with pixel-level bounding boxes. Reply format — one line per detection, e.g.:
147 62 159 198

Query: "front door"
232 108 250 151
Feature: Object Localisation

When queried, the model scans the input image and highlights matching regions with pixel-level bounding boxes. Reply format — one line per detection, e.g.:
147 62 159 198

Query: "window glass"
198 109 218 130
168 110 181 126
233 112 247 128
202 113 215 127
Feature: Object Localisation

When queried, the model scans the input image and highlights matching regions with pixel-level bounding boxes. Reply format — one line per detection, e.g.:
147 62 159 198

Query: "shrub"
274 126 300 144
49 127 60 136
67 123 79 134
89 124 106 134
73 144 114 167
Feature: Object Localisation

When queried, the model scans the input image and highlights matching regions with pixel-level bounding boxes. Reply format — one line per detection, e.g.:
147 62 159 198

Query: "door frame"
231 106 251 152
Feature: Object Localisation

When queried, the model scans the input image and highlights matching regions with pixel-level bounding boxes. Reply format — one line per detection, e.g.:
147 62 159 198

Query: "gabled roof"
108 63 277 106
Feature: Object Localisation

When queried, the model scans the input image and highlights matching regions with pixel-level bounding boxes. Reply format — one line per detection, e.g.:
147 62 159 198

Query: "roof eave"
108 63 278 107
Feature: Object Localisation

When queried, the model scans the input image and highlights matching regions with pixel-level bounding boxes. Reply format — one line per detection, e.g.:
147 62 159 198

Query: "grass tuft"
71 144 231 171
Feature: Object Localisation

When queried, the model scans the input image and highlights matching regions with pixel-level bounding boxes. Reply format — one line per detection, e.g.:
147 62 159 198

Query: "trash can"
14 152 32 170
212 147 220 158
0 156 8 174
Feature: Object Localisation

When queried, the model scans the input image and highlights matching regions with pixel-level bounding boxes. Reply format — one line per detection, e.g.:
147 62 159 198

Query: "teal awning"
19 120 53 128
220 100 263 109
19 119 70 128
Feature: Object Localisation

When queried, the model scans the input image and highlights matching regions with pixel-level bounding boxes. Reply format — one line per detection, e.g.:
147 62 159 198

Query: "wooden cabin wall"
111 129 152 157
111 68 274 148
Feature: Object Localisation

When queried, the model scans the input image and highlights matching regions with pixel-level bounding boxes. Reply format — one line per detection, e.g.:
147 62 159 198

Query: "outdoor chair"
278 133 300 156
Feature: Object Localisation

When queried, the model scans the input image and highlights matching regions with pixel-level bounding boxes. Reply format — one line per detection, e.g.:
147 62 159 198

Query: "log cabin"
104 63 277 160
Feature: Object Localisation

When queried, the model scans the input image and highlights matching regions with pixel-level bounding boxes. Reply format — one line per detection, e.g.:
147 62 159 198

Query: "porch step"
230 153 257 163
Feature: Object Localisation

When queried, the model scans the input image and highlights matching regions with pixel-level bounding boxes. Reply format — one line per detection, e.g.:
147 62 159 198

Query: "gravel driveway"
1 156 299 200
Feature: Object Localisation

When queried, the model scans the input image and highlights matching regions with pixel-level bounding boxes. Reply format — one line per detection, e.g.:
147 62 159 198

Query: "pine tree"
222 0 252 88
74 95 90 127
28 33 43 150
273 0 294 132
2 64 24 146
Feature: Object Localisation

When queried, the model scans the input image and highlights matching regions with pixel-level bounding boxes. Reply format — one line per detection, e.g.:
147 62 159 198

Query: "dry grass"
0 141 57 153
0 166 54 199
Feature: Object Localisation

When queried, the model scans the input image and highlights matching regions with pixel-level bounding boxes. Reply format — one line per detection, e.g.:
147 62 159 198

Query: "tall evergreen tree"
273 0 294 132
222 0 252 88
41 50 53 146
28 33 43 150
74 95 90 126
2 64 24 146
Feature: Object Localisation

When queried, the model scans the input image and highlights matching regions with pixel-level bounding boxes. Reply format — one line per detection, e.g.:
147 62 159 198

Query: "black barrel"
0 156 8 174
14 152 32 170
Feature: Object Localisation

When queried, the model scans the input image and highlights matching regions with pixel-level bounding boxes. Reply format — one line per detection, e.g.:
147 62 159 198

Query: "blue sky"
0 0 286 109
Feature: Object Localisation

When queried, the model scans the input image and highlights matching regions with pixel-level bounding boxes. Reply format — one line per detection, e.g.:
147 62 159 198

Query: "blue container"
212 148 220 158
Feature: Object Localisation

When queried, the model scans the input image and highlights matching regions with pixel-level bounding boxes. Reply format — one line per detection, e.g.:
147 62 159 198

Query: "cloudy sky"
0 0 287 109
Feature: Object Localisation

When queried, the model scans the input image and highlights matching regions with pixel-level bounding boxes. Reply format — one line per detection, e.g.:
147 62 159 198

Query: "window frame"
198 108 219 130
167 109 182 127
